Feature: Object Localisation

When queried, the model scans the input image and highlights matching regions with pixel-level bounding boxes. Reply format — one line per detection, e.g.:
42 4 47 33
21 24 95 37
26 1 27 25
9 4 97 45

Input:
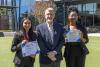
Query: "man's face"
45 8 55 23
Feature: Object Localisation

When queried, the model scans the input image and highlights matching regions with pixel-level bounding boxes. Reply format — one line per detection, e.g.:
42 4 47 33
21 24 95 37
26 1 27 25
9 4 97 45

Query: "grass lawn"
0 36 100 67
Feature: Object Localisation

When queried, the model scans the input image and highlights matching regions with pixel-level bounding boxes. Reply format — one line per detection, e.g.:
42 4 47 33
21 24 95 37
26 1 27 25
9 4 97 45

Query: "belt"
66 42 81 46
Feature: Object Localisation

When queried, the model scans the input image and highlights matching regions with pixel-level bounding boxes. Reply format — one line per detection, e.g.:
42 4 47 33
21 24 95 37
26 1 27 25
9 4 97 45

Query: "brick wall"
0 15 9 30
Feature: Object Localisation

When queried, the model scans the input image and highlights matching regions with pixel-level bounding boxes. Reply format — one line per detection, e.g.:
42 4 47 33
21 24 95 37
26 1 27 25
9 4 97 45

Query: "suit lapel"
44 23 51 40
53 22 60 46
43 23 52 47
43 22 61 48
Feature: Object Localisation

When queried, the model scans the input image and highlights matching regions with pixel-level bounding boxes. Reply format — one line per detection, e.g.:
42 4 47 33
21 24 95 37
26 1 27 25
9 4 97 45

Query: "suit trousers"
40 61 61 67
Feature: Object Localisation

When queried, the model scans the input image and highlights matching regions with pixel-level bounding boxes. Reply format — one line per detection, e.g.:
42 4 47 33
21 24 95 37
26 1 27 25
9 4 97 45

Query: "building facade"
0 0 100 31
63 0 100 27
35 0 100 27
0 0 17 30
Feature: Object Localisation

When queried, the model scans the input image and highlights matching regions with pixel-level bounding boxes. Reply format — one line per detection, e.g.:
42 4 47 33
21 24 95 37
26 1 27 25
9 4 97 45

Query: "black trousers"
40 61 61 67
15 57 34 67
64 45 86 67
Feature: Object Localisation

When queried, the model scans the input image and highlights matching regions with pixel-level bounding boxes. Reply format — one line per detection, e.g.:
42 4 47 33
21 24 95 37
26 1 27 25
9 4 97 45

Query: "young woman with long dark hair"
11 17 37 67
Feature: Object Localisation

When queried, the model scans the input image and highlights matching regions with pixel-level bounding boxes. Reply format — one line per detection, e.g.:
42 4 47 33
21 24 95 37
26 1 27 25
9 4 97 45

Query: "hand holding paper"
65 29 81 42
22 41 39 57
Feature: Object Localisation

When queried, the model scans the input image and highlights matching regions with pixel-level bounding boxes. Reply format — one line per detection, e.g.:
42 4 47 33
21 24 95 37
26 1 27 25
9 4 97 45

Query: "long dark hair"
67 6 79 15
20 17 36 41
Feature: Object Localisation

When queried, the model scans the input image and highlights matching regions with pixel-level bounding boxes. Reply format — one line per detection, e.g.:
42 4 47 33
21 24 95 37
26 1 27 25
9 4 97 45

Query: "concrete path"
88 33 100 37
0 32 100 37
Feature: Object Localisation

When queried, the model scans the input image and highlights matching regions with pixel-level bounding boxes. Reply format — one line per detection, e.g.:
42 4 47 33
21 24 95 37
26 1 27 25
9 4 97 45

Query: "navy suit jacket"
36 22 65 64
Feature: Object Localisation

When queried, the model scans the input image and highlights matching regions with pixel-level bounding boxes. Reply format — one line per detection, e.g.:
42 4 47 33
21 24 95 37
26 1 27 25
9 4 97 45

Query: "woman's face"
68 11 78 22
23 19 31 31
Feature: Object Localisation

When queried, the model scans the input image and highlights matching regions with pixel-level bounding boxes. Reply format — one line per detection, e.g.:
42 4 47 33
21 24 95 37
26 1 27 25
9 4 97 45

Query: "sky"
15 0 35 20
16 0 35 14
6 0 35 19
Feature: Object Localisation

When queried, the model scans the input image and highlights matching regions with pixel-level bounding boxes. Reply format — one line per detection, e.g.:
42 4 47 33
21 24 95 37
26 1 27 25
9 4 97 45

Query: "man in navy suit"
36 7 65 67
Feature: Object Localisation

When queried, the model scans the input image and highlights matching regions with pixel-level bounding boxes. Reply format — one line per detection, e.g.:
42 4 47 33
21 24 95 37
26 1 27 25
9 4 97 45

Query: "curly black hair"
67 6 79 15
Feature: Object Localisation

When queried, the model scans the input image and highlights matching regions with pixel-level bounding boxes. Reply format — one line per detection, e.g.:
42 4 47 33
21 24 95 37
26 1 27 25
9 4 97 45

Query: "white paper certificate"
66 30 81 42
22 41 39 57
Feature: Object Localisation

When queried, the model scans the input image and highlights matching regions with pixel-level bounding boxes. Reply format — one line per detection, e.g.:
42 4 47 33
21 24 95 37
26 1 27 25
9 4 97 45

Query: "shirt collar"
46 22 53 28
